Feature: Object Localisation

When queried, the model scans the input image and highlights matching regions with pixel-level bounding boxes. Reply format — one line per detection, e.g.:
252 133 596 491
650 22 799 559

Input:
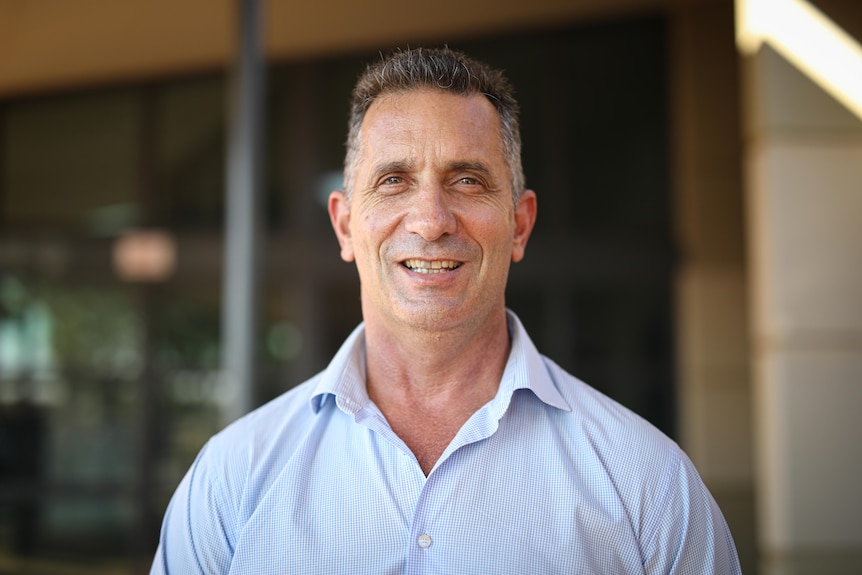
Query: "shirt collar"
309 323 369 415
309 310 571 415
494 310 571 414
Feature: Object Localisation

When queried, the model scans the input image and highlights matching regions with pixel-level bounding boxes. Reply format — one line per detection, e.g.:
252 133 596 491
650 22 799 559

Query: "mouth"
402 259 462 274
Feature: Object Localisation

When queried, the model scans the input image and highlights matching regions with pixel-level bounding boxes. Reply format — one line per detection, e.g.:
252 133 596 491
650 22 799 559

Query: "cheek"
469 208 515 250
351 210 398 262
359 200 406 235
360 213 386 235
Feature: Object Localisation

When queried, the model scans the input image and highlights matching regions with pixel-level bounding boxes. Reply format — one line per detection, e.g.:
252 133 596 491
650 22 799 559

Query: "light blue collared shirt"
151 311 741 574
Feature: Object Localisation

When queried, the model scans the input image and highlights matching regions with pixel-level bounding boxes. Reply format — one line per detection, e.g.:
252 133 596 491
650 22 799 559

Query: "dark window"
0 14 674 570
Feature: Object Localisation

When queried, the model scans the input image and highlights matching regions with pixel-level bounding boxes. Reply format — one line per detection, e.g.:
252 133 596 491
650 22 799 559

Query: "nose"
404 186 457 241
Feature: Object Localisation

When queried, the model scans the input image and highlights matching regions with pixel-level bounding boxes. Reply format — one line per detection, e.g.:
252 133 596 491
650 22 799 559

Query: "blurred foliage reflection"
0 15 673 572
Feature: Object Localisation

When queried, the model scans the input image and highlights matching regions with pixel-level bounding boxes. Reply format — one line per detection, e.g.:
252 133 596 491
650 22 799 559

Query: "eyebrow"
370 160 414 180
448 161 493 178
367 159 495 182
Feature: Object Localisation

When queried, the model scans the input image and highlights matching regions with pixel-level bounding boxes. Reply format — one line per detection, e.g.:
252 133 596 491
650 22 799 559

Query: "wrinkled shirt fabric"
151 311 741 575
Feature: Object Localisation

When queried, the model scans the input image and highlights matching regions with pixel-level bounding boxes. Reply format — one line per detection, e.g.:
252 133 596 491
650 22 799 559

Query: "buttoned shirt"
151 311 741 574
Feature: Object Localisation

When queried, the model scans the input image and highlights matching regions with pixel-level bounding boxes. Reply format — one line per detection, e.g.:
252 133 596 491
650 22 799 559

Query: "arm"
150 443 236 575
642 451 742 575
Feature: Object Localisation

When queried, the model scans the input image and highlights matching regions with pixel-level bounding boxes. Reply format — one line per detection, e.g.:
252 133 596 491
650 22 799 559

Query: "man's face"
329 89 536 335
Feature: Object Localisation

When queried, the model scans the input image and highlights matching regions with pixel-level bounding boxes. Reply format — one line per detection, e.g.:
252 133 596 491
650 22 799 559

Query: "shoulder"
218 375 323 443
181 323 368 524
508 310 682 466
193 374 325 503
152 374 330 572
542 356 679 455
537 356 694 510
538 357 739 567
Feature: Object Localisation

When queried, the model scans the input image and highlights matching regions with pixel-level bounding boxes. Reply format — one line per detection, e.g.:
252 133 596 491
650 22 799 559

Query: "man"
151 47 741 574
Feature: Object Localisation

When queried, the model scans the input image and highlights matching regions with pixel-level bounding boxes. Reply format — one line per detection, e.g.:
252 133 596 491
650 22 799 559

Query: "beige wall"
743 40 862 574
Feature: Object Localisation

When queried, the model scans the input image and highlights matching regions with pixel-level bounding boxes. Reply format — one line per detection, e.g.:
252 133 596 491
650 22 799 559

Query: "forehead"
358 89 505 161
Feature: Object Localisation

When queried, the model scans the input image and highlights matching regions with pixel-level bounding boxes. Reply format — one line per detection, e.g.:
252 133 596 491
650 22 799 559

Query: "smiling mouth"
402 259 462 274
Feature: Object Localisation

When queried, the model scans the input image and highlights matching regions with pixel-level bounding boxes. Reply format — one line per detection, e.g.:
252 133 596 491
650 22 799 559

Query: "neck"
362 309 511 474
364 309 510 404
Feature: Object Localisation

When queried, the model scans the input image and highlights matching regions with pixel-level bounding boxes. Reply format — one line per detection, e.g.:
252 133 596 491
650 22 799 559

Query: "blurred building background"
0 0 859 573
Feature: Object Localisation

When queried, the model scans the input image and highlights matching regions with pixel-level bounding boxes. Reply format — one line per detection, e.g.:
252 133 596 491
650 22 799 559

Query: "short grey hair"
343 47 525 202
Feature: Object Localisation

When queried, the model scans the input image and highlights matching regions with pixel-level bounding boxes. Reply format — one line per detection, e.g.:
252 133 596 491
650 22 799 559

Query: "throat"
368 377 500 476
362 313 511 474
385 409 471 476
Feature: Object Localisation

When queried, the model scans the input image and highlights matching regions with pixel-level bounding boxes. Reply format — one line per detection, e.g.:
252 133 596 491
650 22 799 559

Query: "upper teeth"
404 259 461 273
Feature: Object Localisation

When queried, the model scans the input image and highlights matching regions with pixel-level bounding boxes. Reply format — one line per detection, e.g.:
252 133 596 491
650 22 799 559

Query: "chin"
393 298 501 334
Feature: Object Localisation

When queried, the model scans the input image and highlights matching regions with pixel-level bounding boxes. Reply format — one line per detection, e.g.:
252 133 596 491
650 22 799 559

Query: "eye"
457 177 478 185
373 174 409 195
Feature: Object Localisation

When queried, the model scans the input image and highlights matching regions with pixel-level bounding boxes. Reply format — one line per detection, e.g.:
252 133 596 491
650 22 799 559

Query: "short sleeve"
150 442 236 575
642 451 742 575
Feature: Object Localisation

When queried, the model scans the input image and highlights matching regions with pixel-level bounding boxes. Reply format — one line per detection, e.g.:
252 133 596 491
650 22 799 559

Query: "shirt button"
417 534 432 549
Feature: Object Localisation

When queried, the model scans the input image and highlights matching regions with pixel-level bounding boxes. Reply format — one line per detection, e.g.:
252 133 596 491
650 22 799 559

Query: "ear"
511 189 537 263
328 190 355 262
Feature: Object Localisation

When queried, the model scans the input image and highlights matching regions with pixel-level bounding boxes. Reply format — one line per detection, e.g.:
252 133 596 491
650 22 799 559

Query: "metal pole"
222 0 264 425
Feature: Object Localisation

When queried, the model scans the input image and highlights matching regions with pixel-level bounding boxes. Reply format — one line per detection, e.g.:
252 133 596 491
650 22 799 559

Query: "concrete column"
222 0 265 424
669 1 757 570
742 41 862 574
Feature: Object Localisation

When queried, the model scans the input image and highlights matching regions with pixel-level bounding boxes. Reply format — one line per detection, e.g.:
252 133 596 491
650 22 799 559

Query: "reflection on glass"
0 17 675 571
2 90 141 232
